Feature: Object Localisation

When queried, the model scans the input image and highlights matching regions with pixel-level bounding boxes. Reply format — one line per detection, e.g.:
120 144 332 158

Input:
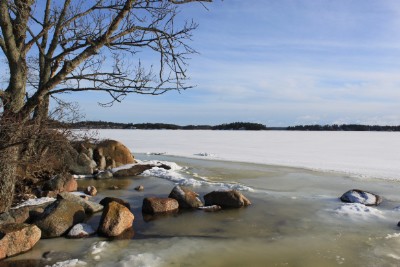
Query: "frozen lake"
7 130 400 266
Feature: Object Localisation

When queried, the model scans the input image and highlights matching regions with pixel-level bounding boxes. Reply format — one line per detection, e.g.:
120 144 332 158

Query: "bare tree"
0 0 212 212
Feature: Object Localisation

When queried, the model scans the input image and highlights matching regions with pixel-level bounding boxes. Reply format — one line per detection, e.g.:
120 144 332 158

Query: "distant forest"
68 121 268 130
67 121 400 131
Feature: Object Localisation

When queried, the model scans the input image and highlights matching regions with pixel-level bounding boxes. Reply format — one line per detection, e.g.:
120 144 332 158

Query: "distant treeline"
68 121 268 130
287 124 400 131
67 121 400 131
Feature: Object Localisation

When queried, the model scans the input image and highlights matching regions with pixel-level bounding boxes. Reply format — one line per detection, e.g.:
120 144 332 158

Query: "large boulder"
42 174 77 193
204 190 251 208
0 207 29 225
57 192 103 214
98 202 134 237
113 165 153 178
93 140 136 168
33 199 85 238
142 197 179 214
0 223 41 260
340 189 382 206
168 186 203 209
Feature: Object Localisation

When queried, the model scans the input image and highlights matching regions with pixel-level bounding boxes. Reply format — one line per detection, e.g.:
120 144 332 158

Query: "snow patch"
46 259 87 267
333 203 384 219
385 233 400 240
13 197 55 209
194 152 217 157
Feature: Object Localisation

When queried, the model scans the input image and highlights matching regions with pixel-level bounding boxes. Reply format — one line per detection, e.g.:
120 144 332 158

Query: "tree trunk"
0 118 22 213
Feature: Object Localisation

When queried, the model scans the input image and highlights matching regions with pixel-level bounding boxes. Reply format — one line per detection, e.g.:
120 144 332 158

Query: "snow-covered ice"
94 130 400 181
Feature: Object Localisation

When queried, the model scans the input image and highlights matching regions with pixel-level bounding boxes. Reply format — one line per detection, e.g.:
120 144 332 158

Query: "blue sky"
61 0 400 126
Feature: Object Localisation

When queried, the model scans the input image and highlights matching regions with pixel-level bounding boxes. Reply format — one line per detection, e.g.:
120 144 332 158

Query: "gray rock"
340 189 382 206
95 170 113 179
169 186 203 209
57 192 103 214
33 199 85 238
0 207 29 225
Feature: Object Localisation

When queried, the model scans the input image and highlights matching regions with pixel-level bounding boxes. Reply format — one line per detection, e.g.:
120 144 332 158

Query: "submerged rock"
113 164 153 178
204 190 251 208
95 170 113 179
98 202 134 237
0 223 41 260
142 197 179 214
340 189 382 206
168 185 204 209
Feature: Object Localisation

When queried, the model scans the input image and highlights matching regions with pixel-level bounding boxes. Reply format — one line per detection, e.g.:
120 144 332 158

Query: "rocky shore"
0 139 252 263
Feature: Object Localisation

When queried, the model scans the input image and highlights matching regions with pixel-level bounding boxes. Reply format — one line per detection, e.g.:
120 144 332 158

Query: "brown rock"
113 165 153 178
0 223 41 259
98 202 134 237
168 186 204 209
84 186 97 196
135 185 144 191
99 197 131 210
93 140 136 168
42 174 77 193
142 197 179 214
33 199 85 238
204 190 251 208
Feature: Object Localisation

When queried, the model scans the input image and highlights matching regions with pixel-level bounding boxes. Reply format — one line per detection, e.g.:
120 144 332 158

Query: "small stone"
84 186 97 196
67 223 96 238
134 185 144 191
109 185 119 190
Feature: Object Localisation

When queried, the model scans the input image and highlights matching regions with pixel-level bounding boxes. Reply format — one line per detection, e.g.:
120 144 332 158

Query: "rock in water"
0 223 41 259
67 223 96 238
99 197 131 210
204 190 251 208
58 192 103 214
113 164 153 177
135 185 144 191
33 199 85 238
95 170 113 180
340 189 382 206
142 197 179 214
98 202 134 237
168 186 204 209
84 186 97 196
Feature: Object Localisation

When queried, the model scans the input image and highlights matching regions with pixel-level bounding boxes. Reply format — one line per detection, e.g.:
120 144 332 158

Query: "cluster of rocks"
0 192 135 260
142 185 251 215
0 181 251 261
68 139 136 175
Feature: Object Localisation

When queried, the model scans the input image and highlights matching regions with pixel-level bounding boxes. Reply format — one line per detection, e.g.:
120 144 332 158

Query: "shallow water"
6 154 400 267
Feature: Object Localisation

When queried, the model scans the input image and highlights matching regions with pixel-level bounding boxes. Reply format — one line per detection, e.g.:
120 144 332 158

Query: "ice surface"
94 130 400 181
